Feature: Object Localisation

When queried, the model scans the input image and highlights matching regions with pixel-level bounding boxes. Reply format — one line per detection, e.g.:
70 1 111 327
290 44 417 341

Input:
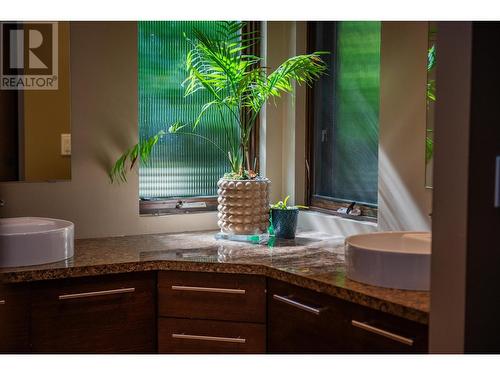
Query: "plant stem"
245 147 251 171
172 131 227 156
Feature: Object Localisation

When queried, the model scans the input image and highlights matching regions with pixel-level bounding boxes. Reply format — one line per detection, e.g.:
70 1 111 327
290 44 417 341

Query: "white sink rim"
345 231 431 291
0 217 74 236
346 231 431 254
0 217 74 268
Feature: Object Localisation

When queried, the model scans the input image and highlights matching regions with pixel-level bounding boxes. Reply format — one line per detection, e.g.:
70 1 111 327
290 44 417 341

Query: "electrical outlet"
61 134 71 156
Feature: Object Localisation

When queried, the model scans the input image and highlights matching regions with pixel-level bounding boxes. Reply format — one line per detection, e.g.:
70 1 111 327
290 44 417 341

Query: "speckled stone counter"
0 231 430 324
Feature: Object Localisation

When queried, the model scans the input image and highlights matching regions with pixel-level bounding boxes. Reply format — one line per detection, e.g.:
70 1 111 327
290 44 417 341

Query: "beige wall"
23 22 71 181
0 22 218 238
260 21 286 204
429 22 472 354
260 21 308 206
377 22 432 231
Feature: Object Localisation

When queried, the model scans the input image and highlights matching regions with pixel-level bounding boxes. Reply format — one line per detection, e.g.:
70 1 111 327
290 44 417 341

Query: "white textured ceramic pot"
217 178 271 235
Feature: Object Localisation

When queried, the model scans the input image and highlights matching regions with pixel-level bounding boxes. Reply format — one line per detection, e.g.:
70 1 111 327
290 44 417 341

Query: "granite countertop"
0 231 430 324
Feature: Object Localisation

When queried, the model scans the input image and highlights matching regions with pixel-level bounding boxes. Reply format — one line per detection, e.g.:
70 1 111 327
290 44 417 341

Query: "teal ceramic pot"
271 208 299 239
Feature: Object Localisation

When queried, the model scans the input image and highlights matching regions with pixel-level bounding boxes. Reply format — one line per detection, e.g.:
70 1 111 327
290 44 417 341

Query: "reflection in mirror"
425 22 437 188
0 21 71 182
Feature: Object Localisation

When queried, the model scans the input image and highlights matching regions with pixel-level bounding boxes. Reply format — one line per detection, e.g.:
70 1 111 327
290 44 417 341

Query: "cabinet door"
267 279 428 354
30 272 156 353
267 279 352 353
348 304 428 353
0 283 30 353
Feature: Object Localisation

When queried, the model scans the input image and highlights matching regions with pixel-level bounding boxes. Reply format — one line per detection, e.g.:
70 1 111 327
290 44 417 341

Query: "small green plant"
270 195 308 210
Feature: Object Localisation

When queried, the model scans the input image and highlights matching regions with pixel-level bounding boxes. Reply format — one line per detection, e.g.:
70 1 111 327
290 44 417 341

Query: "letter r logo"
1 22 58 90
2 23 53 74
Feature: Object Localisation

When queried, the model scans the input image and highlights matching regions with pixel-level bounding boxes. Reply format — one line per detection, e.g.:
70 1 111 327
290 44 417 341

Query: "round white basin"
345 231 431 291
0 217 74 268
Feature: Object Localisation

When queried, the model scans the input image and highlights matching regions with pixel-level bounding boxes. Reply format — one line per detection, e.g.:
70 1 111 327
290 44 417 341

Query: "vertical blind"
312 21 381 206
138 21 237 199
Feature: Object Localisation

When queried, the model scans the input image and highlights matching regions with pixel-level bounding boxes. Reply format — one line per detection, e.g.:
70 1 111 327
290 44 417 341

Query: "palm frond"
109 129 165 183
265 52 329 96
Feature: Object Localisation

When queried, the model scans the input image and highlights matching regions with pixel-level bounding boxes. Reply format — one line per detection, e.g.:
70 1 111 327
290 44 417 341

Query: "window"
307 21 381 218
138 21 252 213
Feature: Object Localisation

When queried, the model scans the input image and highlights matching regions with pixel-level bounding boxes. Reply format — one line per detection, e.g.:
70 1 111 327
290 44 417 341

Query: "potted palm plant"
110 21 327 236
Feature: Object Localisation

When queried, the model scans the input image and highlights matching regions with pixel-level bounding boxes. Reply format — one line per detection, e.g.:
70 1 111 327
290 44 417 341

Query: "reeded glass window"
138 21 238 199
310 21 381 208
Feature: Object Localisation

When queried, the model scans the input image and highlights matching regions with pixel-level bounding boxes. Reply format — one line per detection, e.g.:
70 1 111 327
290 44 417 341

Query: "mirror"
425 22 437 188
0 21 71 182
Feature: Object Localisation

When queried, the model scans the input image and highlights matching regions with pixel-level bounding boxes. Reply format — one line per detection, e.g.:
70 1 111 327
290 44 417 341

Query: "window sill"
298 209 378 237
139 210 217 217
309 196 377 220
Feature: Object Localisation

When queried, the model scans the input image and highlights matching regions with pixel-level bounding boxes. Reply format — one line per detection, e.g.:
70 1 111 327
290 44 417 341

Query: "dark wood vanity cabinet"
0 283 30 353
267 279 428 354
157 271 266 353
29 272 156 353
1 270 428 354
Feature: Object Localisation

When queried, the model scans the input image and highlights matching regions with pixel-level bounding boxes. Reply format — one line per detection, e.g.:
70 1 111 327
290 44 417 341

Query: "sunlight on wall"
378 149 431 231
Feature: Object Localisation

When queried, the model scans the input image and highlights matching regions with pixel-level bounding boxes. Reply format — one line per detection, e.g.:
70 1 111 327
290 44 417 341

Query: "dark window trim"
139 21 261 215
305 21 378 221
244 21 261 173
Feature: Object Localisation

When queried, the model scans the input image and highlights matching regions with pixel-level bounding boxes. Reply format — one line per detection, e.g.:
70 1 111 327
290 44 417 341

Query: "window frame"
138 21 261 216
305 21 378 222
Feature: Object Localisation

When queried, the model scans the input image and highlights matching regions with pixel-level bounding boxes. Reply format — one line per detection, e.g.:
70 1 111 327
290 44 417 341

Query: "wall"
377 22 432 231
0 22 219 238
428 22 471 353
260 21 308 207
23 22 71 181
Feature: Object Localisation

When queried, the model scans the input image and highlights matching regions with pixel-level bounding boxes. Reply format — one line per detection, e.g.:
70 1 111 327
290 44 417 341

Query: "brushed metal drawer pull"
171 285 246 294
351 320 414 346
273 294 323 315
172 333 246 344
0 300 5 305
58 287 136 300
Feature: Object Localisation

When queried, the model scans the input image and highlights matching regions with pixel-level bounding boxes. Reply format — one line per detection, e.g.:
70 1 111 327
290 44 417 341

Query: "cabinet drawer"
0 283 30 353
30 272 156 353
159 317 265 353
158 271 266 323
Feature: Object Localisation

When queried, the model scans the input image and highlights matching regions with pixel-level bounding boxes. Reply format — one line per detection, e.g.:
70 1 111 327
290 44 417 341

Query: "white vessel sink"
345 231 431 291
0 217 74 268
